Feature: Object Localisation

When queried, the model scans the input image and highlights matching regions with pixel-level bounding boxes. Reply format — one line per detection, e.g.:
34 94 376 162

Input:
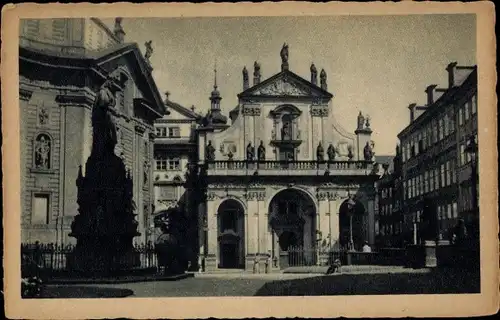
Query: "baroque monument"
69 75 140 274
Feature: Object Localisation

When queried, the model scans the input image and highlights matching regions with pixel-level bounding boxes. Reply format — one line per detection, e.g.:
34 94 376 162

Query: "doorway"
217 199 245 269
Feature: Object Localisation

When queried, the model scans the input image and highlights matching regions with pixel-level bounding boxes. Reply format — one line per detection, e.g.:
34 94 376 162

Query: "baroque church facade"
185 44 381 271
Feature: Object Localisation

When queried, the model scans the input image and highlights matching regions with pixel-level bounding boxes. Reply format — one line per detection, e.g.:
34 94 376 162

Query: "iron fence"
284 245 407 267
21 242 159 276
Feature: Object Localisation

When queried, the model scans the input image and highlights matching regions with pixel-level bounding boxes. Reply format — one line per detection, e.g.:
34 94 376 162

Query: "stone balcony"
204 160 375 177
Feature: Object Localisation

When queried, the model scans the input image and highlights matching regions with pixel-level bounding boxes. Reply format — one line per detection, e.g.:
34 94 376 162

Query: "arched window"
34 133 52 169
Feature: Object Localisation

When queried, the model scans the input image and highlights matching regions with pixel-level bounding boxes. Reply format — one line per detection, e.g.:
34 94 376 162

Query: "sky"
102 14 476 155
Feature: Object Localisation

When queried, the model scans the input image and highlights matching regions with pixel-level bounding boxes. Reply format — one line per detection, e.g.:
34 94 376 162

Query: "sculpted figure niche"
91 78 120 158
35 134 51 169
281 121 291 140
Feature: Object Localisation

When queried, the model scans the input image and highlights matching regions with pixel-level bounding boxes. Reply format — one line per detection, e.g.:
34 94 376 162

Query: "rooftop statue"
327 143 336 161
206 140 216 161
316 141 325 161
246 142 255 161
144 40 153 61
258 141 266 161
280 42 289 64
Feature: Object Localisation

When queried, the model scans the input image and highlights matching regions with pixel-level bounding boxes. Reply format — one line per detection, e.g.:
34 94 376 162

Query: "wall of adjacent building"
19 18 119 55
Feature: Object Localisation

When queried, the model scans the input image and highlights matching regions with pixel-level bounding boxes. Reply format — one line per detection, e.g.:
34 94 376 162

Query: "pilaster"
329 197 341 245
318 199 329 239
206 199 218 269
258 196 268 254
367 197 376 246
246 199 258 255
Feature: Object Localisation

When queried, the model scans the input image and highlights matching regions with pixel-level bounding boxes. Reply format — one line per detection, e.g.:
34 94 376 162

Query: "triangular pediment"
239 70 333 99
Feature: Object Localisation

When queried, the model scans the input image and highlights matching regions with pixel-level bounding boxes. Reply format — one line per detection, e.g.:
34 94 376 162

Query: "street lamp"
464 135 479 242
346 197 356 251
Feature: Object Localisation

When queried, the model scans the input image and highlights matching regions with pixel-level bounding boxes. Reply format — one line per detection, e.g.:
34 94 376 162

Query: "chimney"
446 62 458 88
425 84 438 105
408 103 417 123
114 17 126 43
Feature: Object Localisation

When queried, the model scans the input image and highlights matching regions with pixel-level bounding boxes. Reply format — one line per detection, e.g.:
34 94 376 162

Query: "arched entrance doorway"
217 199 245 269
268 188 316 268
339 197 366 251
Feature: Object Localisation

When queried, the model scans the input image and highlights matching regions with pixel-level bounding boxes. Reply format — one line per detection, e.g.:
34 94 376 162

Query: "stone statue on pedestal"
69 76 141 274
327 143 336 161
258 141 266 161
316 142 324 161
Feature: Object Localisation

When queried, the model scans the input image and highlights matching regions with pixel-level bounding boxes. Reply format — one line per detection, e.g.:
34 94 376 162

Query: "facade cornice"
55 91 95 106
155 119 197 124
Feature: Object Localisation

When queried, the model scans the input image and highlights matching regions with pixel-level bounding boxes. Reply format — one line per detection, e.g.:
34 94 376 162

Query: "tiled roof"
165 100 203 120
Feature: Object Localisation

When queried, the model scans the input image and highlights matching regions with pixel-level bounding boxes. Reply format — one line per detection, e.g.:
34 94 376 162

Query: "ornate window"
33 133 52 170
270 104 302 141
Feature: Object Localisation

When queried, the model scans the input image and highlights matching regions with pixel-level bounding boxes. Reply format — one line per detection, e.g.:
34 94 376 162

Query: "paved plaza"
42 268 480 298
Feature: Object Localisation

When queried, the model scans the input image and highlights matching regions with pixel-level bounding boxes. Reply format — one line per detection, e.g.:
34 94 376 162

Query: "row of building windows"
403 159 456 200
155 157 181 171
380 187 392 199
459 133 478 166
156 127 180 138
376 221 403 237
379 204 393 217
401 95 476 163
459 185 475 213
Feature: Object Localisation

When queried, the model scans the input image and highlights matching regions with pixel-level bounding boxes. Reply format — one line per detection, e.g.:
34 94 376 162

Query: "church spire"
210 60 221 110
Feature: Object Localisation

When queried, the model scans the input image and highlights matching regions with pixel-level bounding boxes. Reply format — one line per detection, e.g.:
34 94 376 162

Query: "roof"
165 99 203 120
398 66 477 139
20 42 167 117
238 69 334 99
